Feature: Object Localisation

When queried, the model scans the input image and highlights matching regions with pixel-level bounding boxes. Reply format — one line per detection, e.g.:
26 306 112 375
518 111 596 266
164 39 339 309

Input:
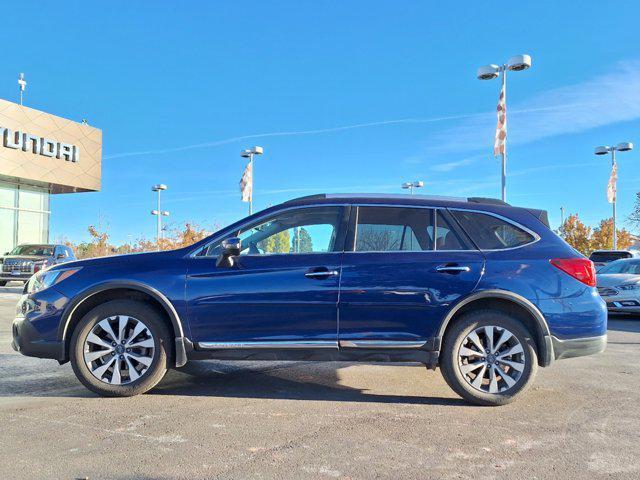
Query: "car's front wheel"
440 309 538 406
70 300 172 396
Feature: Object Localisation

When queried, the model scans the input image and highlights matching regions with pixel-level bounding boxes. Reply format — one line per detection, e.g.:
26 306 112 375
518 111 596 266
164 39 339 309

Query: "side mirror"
56 253 66 259
216 237 241 268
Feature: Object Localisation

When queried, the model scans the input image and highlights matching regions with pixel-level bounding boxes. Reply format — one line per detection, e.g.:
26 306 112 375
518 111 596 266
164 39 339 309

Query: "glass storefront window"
0 181 50 254
0 208 14 255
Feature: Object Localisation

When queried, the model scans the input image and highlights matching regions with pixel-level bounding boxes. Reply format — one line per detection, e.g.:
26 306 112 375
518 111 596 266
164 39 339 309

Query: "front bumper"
551 334 607 361
0 274 30 282
12 315 64 360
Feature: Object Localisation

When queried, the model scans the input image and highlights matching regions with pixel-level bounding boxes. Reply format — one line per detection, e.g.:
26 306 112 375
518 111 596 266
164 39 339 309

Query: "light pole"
240 146 263 214
18 73 26 105
560 206 565 228
151 184 169 250
595 142 633 249
477 54 532 202
402 181 424 195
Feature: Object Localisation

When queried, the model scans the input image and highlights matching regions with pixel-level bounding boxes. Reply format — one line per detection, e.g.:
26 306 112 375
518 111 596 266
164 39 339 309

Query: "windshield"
598 259 640 274
8 245 54 256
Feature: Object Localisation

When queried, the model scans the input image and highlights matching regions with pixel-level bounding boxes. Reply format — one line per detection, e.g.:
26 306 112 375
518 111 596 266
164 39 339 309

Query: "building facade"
0 98 102 254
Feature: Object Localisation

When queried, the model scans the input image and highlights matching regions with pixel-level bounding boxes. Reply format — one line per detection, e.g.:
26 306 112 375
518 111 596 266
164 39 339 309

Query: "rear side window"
355 207 434 252
451 210 535 250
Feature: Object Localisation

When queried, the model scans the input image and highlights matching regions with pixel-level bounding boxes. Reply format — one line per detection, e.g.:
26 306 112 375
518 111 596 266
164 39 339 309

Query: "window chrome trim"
446 207 541 252
197 340 338 349
189 203 349 258
348 204 540 253
191 202 541 257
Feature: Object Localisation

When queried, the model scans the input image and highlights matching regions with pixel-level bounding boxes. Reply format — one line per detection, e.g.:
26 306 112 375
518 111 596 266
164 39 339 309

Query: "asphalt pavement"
0 283 638 479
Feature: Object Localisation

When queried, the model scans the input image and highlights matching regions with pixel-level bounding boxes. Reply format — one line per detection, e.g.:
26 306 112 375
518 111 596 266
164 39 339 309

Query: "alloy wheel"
83 315 155 385
457 325 525 394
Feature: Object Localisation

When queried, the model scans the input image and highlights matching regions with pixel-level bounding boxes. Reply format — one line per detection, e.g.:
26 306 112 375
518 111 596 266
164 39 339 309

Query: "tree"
259 230 291 254
291 227 313 253
628 192 640 232
591 218 632 251
558 214 591 255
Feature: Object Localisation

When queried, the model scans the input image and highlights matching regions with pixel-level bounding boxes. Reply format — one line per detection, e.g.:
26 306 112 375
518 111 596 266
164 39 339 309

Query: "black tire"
440 309 538 406
70 299 172 397
0 281 7 286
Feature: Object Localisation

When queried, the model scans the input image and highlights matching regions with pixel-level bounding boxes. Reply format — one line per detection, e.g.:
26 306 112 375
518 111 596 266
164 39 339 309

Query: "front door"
338 206 484 346
186 206 346 347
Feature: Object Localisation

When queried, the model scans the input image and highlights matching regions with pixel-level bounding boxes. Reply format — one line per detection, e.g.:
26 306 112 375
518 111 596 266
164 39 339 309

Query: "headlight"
618 283 640 291
27 267 81 294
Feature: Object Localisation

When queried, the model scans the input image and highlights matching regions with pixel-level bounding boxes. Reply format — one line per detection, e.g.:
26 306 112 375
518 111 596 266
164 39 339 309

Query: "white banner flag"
240 161 253 203
494 81 507 156
607 162 617 203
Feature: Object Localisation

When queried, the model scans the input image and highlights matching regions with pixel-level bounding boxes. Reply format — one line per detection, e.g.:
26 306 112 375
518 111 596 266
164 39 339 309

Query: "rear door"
338 206 485 346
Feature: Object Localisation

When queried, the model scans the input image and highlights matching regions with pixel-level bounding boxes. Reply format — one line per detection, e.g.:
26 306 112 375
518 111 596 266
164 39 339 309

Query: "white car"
596 258 640 314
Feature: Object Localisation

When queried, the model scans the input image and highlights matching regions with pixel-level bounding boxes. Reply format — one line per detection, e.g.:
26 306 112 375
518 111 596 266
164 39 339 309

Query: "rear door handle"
435 265 471 274
305 269 339 279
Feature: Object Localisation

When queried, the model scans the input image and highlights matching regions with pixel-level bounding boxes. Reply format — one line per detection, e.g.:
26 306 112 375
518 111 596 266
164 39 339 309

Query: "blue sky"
2 1 640 244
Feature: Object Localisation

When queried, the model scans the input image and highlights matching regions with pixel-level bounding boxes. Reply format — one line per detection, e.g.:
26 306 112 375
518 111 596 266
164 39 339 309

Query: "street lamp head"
594 146 610 155
616 142 633 152
151 209 159 215
477 64 501 80
152 184 167 191
507 54 532 72
401 182 412 189
241 146 264 158
414 181 424 188
161 211 170 216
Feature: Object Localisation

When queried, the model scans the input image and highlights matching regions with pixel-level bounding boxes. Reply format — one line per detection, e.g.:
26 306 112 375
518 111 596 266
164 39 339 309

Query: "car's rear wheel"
0 281 6 286
440 309 538 406
70 300 172 397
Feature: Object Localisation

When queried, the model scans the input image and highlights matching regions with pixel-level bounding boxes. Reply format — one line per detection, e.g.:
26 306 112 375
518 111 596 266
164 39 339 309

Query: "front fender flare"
58 280 190 367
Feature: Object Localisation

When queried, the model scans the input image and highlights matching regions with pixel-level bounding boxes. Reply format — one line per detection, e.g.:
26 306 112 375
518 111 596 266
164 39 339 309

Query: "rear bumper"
551 334 607 361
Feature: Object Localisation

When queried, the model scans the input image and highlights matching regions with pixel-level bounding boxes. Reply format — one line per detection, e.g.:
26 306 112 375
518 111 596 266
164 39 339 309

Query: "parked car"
12 194 607 406
596 258 640 314
589 249 639 270
0 244 76 286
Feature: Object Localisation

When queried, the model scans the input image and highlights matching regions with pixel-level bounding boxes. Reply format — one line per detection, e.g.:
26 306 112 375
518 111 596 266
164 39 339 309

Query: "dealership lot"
0 284 638 480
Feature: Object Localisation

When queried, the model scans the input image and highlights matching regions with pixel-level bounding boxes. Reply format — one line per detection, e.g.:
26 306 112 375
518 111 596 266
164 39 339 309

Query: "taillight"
550 258 596 287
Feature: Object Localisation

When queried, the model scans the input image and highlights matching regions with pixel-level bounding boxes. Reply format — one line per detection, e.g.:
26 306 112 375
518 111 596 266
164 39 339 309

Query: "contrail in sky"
104 105 578 160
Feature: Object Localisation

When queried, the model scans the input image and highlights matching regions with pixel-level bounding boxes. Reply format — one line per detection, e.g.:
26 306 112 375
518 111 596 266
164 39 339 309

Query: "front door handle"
435 264 471 274
305 269 339 279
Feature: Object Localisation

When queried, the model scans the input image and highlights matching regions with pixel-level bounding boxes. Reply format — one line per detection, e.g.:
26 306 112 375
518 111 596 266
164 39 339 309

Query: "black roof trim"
466 197 509 206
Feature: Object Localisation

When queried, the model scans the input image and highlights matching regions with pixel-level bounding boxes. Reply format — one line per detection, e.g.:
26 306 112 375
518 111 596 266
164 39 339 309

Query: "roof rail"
283 194 327 204
467 197 509 206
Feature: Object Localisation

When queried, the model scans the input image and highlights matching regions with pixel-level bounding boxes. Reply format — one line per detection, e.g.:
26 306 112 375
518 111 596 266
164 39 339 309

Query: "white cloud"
426 60 640 155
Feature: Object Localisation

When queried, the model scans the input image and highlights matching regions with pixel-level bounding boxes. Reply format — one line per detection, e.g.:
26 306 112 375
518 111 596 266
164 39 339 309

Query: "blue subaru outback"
12 194 607 406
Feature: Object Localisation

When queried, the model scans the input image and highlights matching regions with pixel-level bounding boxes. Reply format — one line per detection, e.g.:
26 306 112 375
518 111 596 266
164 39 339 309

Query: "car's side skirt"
192 340 438 366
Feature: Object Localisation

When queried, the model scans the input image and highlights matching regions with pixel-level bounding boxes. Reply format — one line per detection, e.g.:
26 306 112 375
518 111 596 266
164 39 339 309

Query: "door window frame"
190 204 351 258
344 204 539 253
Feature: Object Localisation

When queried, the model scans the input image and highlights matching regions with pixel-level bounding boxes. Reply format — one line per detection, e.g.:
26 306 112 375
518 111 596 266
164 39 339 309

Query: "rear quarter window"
451 210 536 250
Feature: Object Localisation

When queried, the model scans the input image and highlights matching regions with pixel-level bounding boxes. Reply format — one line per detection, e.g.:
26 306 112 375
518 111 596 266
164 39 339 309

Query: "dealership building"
0 98 102 254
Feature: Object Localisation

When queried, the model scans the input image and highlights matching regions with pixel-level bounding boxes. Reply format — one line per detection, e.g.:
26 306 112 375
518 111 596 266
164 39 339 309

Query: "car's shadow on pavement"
151 360 468 406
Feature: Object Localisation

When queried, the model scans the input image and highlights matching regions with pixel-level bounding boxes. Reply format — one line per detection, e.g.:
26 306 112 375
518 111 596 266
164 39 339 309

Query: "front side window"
355 207 434 252
451 210 535 250
202 207 342 256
